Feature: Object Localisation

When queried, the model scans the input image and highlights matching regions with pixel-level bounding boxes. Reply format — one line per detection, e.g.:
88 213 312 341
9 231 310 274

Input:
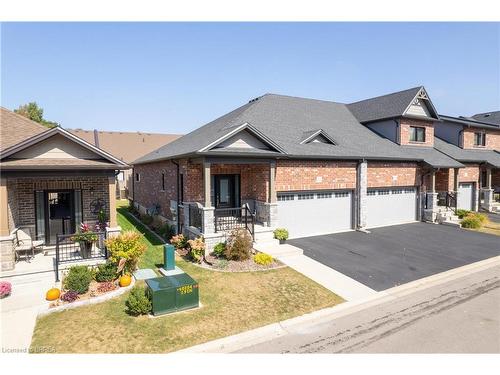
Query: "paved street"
237 264 500 353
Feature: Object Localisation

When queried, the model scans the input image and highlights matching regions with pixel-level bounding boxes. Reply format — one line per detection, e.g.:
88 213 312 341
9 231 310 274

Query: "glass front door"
213 175 240 209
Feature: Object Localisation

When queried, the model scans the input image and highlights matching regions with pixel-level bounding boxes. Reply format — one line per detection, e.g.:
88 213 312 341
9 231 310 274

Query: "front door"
213 175 239 209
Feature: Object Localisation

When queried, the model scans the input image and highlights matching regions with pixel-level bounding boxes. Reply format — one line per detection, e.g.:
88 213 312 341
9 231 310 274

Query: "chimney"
93 129 100 148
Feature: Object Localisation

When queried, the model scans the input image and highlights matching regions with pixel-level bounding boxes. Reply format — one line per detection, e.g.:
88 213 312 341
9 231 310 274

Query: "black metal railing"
214 205 255 241
189 204 203 231
55 231 107 281
437 191 457 209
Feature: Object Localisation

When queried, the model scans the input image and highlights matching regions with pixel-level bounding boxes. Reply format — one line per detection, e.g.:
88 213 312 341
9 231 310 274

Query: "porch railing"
214 205 255 241
437 191 457 209
55 231 107 281
189 204 203 231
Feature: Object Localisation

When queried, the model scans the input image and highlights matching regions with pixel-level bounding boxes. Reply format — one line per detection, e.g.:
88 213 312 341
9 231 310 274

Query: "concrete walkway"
256 242 377 301
1 271 54 352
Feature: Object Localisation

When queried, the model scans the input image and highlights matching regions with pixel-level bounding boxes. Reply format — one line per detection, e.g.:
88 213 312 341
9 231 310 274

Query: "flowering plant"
188 237 205 263
170 234 187 249
71 223 99 243
61 290 79 303
0 281 12 298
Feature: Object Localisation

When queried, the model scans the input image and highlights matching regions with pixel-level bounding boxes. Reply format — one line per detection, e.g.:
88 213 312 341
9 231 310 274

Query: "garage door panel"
366 187 417 228
277 190 352 239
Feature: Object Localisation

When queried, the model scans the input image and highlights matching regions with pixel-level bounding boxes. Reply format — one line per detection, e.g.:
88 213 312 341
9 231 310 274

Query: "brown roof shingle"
69 129 182 163
0 158 125 170
0 107 50 151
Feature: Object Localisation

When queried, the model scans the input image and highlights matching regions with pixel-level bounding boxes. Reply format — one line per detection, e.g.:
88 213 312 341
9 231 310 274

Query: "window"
404 188 414 194
367 190 376 196
474 132 486 147
161 173 165 191
298 193 314 200
317 192 333 199
278 194 294 201
378 190 390 195
334 192 349 198
135 172 140 182
409 126 426 142
392 189 403 194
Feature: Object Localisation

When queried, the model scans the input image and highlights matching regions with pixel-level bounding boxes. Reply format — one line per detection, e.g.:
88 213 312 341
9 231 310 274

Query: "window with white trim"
367 190 376 196
378 190 389 195
409 126 426 142
317 192 333 199
334 192 349 198
278 194 294 201
474 132 486 147
392 189 403 194
298 193 314 200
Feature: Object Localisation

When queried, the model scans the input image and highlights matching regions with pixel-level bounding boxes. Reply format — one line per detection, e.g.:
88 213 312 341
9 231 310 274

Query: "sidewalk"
256 242 377 301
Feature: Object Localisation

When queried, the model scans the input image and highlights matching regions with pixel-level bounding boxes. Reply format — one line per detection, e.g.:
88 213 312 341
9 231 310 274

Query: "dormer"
300 129 336 145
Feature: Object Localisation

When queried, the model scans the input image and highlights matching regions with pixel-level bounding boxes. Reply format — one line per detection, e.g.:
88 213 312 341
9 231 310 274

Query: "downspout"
171 159 181 234
394 119 400 144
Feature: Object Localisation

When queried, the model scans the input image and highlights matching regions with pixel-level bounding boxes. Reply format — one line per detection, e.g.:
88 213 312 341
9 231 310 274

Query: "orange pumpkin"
46 288 61 301
119 275 132 287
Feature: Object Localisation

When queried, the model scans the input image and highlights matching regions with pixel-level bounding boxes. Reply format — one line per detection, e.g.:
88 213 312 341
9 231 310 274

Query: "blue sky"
1 22 498 134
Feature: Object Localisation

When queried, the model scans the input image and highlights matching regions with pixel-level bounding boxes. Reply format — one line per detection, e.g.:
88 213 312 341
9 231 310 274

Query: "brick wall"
435 169 453 191
7 176 110 229
457 164 480 183
275 160 357 191
211 164 269 202
367 162 421 188
133 160 178 220
399 118 434 147
492 169 500 189
462 127 500 151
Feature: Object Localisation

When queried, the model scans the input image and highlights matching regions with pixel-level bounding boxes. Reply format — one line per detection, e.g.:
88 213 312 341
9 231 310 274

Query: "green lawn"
30 200 343 353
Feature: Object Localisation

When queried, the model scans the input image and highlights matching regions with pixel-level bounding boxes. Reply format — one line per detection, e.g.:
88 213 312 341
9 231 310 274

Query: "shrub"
188 237 205 263
455 209 471 219
170 234 187 249
141 214 154 225
253 252 274 266
159 223 176 241
461 214 482 229
476 213 489 225
273 228 289 241
95 262 118 282
97 281 117 293
213 242 226 258
63 265 93 294
105 231 147 273
61 290 79 303
126 286 152 316
0 281 12 298
225 228 252 261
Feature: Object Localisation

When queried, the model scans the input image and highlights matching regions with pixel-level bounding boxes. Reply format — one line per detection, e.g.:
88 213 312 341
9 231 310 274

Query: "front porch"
179 158 278 252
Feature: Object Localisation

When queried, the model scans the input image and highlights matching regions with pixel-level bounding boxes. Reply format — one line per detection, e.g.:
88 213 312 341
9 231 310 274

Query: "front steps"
491 202 500 213
436 207 461 228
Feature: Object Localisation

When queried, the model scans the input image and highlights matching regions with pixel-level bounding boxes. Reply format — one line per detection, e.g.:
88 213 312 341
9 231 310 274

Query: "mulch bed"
176 249 285 272
49 280 119 308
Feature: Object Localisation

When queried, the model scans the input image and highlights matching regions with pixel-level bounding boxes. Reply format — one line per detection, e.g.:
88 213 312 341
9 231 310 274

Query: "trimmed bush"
126 286 152 316
188 237 205 263
159 223 176 241
253 252 273 266
213 242 226 258
170 234 187 249
225 228 252 261
105 231 147 273
476 213 489 225
273 228 289 241
95 262 118 282
461 214 482 229
63 266 93 294
455 209 471 219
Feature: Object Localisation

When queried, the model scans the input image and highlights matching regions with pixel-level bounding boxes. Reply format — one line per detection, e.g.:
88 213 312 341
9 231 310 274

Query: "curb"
176 255 500 353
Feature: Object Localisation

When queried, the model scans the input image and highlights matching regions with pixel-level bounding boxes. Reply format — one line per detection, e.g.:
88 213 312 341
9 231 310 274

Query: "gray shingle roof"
134 93 462 168
347 86 427 123
471 111 500 126
434 137 500 168
439 114 500 130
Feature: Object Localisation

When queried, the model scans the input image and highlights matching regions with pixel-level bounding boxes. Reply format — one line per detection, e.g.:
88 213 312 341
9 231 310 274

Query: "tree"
14 102 59 128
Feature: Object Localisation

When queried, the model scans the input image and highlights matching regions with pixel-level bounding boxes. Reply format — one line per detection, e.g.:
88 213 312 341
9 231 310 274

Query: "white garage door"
366 187 417 228
277 190 353 239
457 183 474 210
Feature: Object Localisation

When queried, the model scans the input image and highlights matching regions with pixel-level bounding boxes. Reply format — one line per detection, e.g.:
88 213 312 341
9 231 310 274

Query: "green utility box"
146 274 199 316
163 244 175 271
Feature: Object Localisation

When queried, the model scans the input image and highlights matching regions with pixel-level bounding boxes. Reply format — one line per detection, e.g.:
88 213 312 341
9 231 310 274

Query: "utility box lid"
146 274 197 291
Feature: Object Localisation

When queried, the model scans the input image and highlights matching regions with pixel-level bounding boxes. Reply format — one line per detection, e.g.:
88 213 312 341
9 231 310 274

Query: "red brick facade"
275 160 357 191
462 127 500 151
399 118 435 147
434 164 481 192
492 169 500 188
367 162 421 188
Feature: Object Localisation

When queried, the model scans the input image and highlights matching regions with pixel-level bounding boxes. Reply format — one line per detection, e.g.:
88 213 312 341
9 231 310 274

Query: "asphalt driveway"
289 223 500 291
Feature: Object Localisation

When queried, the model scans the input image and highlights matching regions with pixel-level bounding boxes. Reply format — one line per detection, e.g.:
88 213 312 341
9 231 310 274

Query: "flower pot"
79 241 93 259
279 239 286 244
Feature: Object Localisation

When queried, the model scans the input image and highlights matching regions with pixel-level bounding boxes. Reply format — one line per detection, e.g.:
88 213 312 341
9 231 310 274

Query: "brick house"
0 108 129 271
131 87 500 252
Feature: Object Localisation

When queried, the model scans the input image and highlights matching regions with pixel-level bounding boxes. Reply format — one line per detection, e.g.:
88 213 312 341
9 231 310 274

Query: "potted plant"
72 223 99 259
273 228 289 244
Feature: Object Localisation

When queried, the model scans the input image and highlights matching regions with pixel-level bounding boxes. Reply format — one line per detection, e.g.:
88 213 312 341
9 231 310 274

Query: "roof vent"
484 114 491 117
248 96 260 103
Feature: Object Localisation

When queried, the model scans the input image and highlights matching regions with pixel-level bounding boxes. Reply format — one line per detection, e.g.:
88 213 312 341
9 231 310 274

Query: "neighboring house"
130 86 499 252
69 129 181 199
0 107 129 271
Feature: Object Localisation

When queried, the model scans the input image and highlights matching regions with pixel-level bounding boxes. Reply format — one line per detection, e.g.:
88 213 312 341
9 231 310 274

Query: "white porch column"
203 162 211 208
481 167 494 212
453 168 460 209
106 176 121 237
202 162 215 234
0 177 9 236
264 161 278 227
423 170 438 222
0 177 15 271
357 160 368 230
